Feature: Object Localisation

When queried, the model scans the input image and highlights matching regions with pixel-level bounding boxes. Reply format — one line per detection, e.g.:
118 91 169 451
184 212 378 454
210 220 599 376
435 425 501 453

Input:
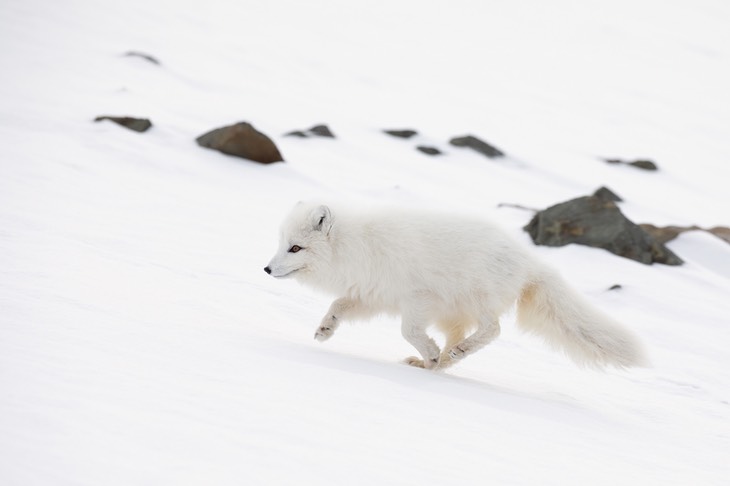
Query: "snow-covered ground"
2 1 729 484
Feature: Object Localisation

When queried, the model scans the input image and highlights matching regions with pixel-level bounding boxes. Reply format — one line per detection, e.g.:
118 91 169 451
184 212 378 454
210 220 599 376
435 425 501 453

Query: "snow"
2 0 729 484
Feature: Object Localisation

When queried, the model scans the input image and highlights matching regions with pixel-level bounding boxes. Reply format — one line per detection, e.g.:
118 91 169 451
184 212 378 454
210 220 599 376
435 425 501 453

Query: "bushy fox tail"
516 270 647 368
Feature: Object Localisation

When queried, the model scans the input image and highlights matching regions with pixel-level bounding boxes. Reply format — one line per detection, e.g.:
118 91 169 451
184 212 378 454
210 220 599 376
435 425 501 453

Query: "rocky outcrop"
449 135 504 158
196 122 283 163
94 116 152 133
524 195 683 265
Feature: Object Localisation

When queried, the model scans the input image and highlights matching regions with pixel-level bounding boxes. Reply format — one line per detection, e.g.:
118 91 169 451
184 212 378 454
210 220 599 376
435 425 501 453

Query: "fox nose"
264 266 271 274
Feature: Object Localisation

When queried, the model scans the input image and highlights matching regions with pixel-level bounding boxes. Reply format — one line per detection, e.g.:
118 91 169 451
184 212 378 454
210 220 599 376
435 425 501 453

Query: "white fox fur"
265 201 646 370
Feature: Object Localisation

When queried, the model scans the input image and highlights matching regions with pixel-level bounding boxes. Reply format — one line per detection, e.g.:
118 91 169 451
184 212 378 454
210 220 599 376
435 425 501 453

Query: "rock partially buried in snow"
95 116 152 133
284 130 308 138
384 129 418 139
629 160 658 171
196 122 283 164
604 158 659 171
524 195 683 265
308 124 335 138
449 135 504 158
284 124 335 138
416 145 442 156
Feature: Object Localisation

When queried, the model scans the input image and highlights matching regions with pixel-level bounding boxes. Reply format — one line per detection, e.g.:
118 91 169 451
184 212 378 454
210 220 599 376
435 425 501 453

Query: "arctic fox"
264 201 646 370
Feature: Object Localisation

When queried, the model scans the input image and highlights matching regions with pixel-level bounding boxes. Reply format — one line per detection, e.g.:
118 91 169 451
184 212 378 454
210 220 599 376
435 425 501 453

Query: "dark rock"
284 130 308 138
449 135 504 158
94 116 152 133
416 146 442 156
602 157 659 171
196 122 283 164
384 129 418 139
524 195 683 265
124 51 161 65
608 284 622 291
284 124 335 138
629 159 658 171
309 124 335 138
593 186 623 202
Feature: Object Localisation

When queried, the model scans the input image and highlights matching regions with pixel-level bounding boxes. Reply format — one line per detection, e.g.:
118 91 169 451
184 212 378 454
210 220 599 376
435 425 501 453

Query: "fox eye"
289 245 302 253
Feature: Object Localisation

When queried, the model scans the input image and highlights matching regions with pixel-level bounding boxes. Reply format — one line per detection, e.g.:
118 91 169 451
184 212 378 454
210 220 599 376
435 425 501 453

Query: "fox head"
264 202 334 281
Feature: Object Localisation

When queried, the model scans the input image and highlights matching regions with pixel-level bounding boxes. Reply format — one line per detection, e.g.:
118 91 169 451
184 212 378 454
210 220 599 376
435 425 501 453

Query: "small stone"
384 129 418 139
284 130 308 138
94 116 152 133
416 146 442 156
284 124 335 138
602 157 659 171
308 124 335 138
629 159 658 171
449 135 504 158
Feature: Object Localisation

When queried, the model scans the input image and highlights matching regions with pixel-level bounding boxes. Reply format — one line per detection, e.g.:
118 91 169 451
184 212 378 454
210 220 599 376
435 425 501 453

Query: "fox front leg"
314 297 363 342
314 314 340 341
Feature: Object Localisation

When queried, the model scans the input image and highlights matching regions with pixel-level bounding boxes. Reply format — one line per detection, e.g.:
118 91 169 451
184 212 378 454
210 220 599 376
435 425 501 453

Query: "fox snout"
264 259 300 278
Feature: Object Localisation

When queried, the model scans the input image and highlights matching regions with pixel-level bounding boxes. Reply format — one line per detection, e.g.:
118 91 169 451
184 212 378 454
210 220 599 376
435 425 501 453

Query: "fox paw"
314 326 334 341
448 345 467 360
314 319 337 341
404 356 440 370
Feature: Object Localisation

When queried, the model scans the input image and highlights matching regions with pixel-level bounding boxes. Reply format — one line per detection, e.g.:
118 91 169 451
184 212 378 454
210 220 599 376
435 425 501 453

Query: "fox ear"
311 205 332 234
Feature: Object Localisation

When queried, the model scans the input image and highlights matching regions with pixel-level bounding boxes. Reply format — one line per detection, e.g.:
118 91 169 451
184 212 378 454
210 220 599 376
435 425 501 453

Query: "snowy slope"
2 1 729 485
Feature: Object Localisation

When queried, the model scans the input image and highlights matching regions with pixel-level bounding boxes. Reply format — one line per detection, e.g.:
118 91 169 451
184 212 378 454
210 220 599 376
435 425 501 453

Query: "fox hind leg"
448 316 500 361
404 318 470 369
436 319 471 369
